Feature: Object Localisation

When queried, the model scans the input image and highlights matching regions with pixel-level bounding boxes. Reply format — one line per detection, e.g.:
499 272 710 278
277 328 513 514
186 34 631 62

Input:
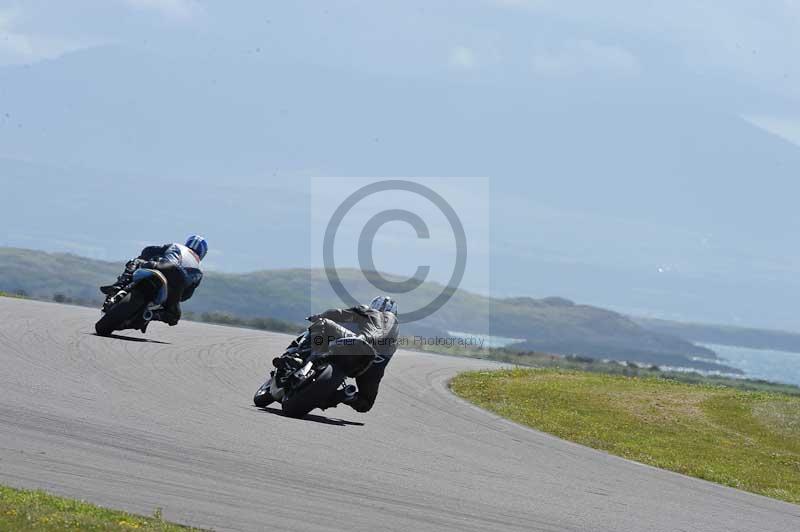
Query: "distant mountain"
4 46 800 329
636 318 800 354
0 247 732 371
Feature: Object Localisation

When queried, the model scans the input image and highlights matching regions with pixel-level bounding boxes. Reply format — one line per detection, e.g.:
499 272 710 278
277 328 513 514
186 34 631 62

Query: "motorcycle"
254 326 376 418
95 267 169 336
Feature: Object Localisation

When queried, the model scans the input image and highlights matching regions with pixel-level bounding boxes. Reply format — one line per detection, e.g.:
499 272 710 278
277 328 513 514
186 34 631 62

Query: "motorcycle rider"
275 296 399 413
100 235 207 330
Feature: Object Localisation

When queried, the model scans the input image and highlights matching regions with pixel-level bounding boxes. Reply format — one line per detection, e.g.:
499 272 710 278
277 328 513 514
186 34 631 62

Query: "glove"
127 258 154 271
124 258 141 272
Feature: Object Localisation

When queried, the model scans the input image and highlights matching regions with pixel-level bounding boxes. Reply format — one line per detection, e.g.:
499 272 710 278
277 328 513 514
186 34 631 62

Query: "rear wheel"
281 364 344 418
95 292 145 336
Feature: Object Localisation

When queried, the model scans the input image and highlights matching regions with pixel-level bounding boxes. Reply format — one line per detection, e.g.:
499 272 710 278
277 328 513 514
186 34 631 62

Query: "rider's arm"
131 245 171 270
382 313 400 355
384 312 399 337
138 245 169 261
359 312 399 355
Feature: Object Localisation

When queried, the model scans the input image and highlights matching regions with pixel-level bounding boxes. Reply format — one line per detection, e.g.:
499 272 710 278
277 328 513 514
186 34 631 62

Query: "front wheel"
95 291 145 336
253 379 275 408
281 364 344 418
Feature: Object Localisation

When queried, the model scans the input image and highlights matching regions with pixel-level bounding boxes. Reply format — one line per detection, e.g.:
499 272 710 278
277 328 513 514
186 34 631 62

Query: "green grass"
0 486 205 531
451 368 800 504
0 290 27 299
415 340 800 395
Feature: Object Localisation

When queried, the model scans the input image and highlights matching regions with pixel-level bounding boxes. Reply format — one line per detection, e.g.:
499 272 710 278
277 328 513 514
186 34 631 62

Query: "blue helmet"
185 235 208 260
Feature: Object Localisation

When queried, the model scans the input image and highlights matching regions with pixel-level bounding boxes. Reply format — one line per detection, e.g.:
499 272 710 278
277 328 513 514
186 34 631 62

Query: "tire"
281 364 344 418
95 291 145 336
253 379 275 408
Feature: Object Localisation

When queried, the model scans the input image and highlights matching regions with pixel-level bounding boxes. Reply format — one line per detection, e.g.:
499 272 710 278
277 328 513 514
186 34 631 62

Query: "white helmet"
369 296 397 314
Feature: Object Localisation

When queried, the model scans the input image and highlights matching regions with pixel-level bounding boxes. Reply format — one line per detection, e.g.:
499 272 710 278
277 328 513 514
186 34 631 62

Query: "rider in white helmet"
276 296 399 412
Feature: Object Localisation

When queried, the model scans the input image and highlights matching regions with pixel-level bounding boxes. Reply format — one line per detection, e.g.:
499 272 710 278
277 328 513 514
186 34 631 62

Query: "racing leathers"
307 305 399 412
101 243 203 326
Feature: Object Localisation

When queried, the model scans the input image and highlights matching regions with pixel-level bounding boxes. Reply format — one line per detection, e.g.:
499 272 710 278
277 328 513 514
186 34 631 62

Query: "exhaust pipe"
343 384 357 400
142 309 154 321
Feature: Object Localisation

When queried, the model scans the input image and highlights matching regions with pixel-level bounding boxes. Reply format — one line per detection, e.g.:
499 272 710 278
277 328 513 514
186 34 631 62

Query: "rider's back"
162 243 203 298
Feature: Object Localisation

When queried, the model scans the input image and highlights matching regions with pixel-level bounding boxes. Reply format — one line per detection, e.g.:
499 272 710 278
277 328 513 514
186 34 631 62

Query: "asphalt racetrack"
0 298 798 531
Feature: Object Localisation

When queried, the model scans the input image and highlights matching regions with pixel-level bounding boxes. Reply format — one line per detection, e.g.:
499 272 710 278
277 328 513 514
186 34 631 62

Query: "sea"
700 343 800 387
443 332 800 388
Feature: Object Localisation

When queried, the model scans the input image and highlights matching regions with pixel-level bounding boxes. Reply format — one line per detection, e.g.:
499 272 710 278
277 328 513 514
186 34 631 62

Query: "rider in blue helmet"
101 235 207 331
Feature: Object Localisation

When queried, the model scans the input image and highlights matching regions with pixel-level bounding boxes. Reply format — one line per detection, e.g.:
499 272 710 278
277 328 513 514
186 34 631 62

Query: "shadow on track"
90 332 171 345
259 406 364 426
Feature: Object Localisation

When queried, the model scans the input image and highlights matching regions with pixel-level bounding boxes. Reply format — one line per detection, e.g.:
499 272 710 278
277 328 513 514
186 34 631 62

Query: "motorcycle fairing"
132 268 168 306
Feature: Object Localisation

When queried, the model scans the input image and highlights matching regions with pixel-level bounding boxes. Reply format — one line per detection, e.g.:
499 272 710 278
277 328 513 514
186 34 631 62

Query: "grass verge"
0 291 27 299
0 485 205 531
414 341 800 396
450 368 800 504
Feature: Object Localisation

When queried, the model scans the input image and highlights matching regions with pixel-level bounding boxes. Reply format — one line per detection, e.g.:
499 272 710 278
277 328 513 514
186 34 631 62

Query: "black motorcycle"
95 267 169 336
254 326 375 418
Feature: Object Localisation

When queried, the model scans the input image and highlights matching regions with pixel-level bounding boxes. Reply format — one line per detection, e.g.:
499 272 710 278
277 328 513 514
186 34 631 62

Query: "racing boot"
160 310 180 327
320 384 357 410
100 261 138 295
100 275 129 295
100 284 119 295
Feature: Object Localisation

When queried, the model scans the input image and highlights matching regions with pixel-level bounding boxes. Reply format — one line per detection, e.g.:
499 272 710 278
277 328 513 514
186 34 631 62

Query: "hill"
636 317 800 354
0 247 730 371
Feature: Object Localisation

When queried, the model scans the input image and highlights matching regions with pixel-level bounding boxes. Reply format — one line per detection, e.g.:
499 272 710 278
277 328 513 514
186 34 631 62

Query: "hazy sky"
2 1 800 329
1 1 798 103
3 0 797 150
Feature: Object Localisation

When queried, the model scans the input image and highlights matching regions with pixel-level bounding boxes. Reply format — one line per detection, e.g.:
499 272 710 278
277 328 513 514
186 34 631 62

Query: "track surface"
0 298 798 531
